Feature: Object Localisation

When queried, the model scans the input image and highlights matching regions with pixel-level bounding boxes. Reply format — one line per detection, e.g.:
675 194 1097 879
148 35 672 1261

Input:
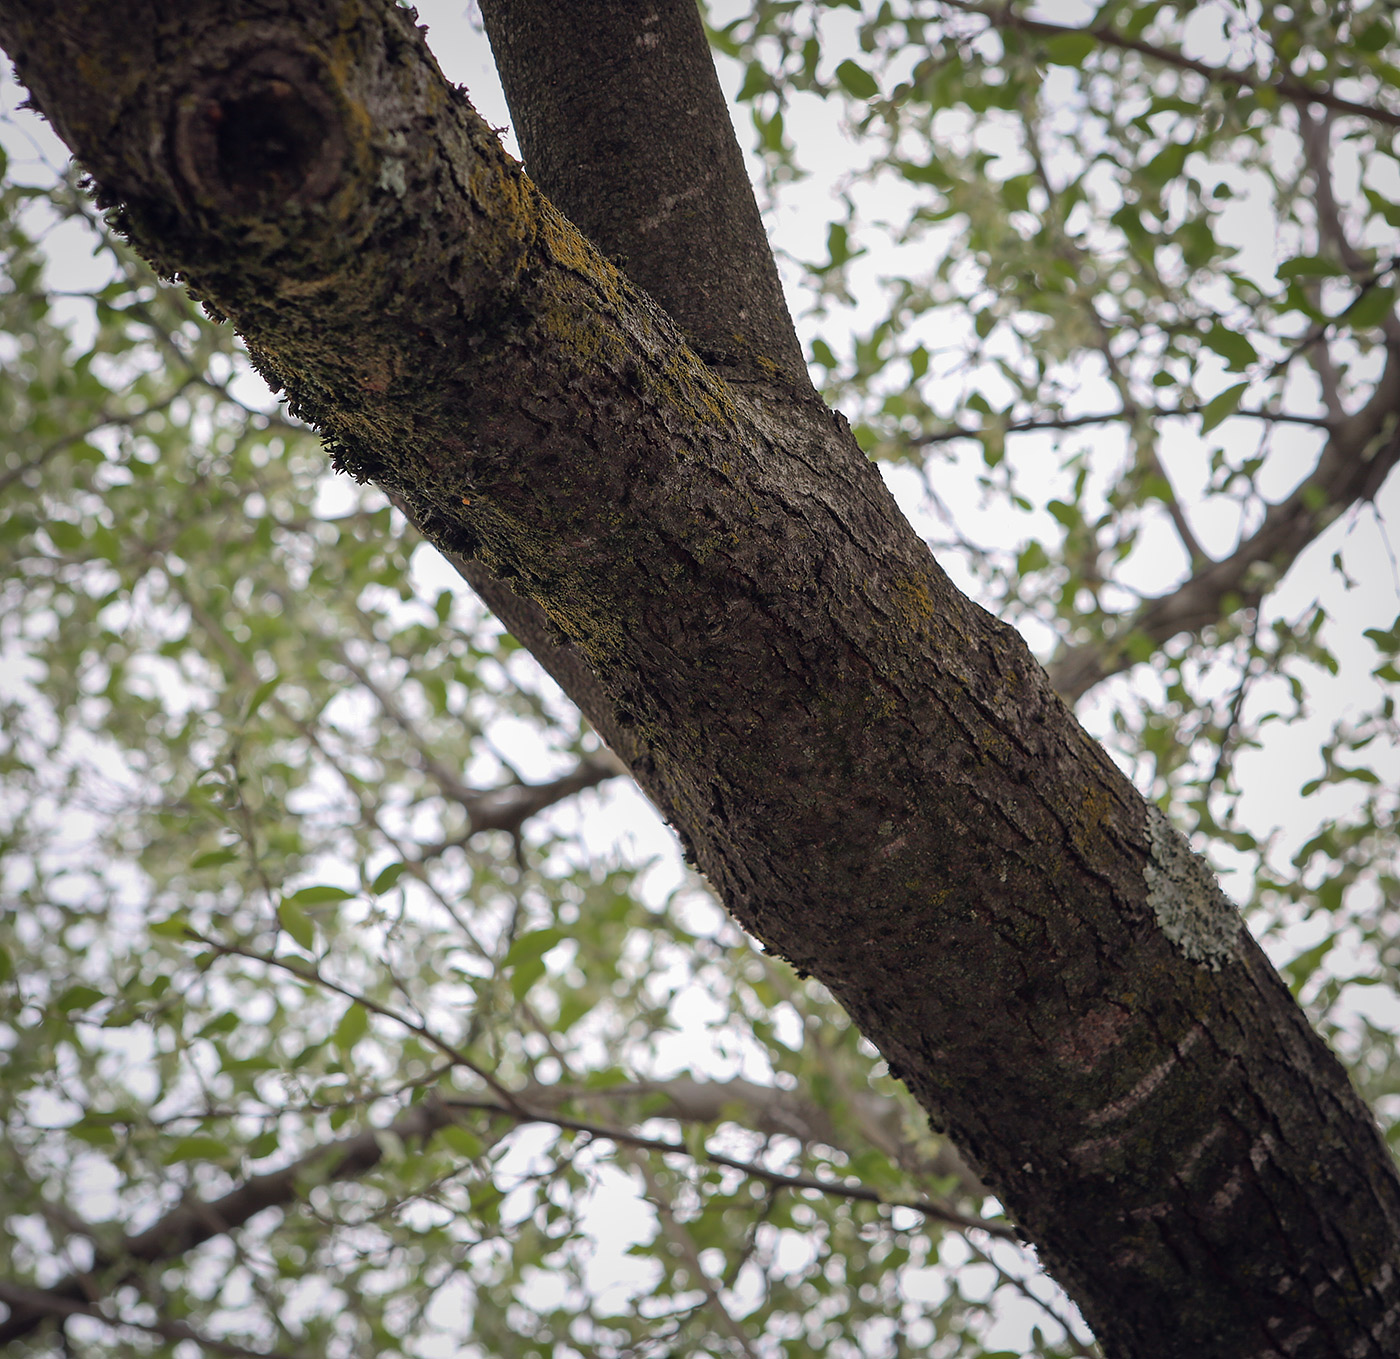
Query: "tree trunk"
2 3 1397 1355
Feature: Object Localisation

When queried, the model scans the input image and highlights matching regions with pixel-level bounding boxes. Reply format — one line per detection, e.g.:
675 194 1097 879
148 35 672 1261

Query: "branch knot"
172 45 344 215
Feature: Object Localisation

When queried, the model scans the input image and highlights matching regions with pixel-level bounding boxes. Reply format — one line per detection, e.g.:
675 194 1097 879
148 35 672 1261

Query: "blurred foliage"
2 1 1399 1356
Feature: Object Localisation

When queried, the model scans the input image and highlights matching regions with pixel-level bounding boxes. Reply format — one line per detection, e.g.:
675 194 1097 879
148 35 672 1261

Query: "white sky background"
2 0 1399 1353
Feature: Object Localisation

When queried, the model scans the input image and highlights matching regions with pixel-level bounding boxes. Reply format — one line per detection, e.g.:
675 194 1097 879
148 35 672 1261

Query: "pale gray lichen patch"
1143 805 1243 970
377 131 409 198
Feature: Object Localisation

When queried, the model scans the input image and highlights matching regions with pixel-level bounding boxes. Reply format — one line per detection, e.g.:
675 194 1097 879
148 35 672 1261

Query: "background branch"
1050 350 1400 700
0 1075 1002 1346
943 0 1400 129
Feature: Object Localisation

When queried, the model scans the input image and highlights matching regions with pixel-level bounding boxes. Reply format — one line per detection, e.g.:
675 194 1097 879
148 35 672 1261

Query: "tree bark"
2 3 1399 1356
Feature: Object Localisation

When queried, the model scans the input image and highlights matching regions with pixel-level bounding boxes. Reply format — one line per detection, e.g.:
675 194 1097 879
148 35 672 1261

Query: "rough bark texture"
481 0 809 385
2 3 1399 1356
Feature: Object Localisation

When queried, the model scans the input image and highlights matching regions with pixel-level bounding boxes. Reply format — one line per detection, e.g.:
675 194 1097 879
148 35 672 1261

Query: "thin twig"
943 1 1400 129
0 378 198 496
1209 607 1264 792
630 1152 764 1359
444 1094 1011 1237
188 932 525 1114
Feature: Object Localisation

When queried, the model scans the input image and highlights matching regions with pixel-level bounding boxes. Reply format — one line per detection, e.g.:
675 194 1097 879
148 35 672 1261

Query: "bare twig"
1209 608 1265 792
911 405 1333 448
446 1093 1008 1236
961 1238 1101 1358
0 378 198 496
187 933 523 1111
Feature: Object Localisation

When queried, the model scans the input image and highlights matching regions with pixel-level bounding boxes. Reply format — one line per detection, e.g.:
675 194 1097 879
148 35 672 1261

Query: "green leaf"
1200 382 1248 433
556 989 598 1033
70 1117 117 1148
437 1124 486 1158
834 59 879 100
1364 188 1400 229
54 984 104 1013
167 1135 231 1164
503 927 565 970
1364 621 1400 654
332 1001 370 1052
1277 255 1348 280
1143 140 1190 185
285 884 356 907
1342 285 1396 330
247 1130 280 1159
278 901 317 951
1201 324 1257 372
242 676 280 722
1284 938 1334 998
198 1011 240 1038
1356 18 1392 52
1042 30 1096 67
371 861 407 893
503 927 564 1002
148 912 193 939
1017 540 1050 574
191 848 239 869
736 61 770 103
509 954 549 1002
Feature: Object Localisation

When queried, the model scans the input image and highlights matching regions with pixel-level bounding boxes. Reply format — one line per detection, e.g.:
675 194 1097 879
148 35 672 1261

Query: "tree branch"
0 1076 1003 1347
6 3 1400 1349
332 645 625 845
479 0 809 384
942 0 1400 129
0 1280 301 1356
188 933 525 1110
910 405 1334 448
0 376 198 495
1049 347 1400 700
631 1151 764 1359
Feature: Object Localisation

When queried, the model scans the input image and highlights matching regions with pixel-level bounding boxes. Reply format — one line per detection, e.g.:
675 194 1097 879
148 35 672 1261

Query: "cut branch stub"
171 45 346 215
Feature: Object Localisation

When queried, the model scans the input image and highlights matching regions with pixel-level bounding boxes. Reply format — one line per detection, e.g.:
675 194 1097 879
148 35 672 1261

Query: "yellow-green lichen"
889 575 936 633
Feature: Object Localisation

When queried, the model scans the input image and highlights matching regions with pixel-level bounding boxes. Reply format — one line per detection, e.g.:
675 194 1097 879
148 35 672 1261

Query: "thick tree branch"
4 3 1400 1354
1049 349 1400 700
479 0 808 384
943 0 1400 129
